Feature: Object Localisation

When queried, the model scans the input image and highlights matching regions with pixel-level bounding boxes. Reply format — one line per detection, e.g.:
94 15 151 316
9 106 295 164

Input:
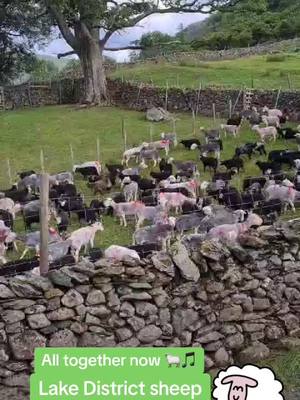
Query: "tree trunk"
78 38 109 105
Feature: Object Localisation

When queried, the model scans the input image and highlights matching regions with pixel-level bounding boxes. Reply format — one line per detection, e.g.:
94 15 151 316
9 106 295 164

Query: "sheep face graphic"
221 375 258 400
213 365 284 400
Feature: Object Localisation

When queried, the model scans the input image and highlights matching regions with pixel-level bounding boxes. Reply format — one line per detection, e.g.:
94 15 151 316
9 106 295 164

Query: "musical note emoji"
182 352 195 368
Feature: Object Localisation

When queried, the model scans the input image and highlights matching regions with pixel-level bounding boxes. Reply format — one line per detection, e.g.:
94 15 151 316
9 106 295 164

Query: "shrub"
266 54 286 62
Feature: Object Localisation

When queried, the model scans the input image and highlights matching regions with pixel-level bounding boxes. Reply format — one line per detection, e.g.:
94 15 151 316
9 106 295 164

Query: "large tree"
43 0 239 105
0 0 50 84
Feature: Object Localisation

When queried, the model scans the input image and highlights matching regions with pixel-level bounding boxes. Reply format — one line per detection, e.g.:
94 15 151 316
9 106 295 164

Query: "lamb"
161 132 177 147
165 355 180 368
207 213 263 241
122 177 139 202
168 158 198 175
220 124 240 137
104 198 145 227
0 197 21 219
148 139 170 156
262 115 280 128
104 245 140 262
69 222 104 262
221 157 244 173
252 125 277 142
180 139 200 150
175 212 205 236
122 143 148 166
139 148 161 168
136 205 166 229
159 192 196 214
200 156 218 173
133 217 176 249
160 179 198 198
265 183 300 212
256 161 281 175
262 106 283 118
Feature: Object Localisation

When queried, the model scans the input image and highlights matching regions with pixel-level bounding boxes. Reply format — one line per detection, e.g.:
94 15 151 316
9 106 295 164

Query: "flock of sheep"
0 104 300 269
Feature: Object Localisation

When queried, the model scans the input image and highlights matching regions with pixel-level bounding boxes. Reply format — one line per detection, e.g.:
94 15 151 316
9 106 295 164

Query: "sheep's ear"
221 376 234 385
244 377 258 388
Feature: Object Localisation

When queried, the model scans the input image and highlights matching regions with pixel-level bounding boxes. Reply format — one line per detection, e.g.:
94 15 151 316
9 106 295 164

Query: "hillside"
111 53 300 90
181 0 300 49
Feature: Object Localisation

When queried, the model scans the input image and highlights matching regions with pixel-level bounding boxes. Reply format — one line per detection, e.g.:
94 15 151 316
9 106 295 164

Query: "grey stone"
85 313 102 326
197 332 224 344
86 289 105 305
49 329 78 347
117 338 140 347
60 267 90 284
27 313 51 329
171 242 200 282
9 331 46 360
279 313 299 331
121 292 152 301
242 323 265 332
0 348 9 362
137 325 162 343
70 322 87 334
46 297 61 311
172 283 197 297
253 298 271 311
119 302 135 318
214 347 230 367
200 239 230 262
127 316 145 332
2 310 25 324
48 270 73 287
238 342 270 364
172 309 199 335
220 305 243 322
265 325 285 341
44 288 64 299
135 302 157 317
47 307 75 321
146 107 171 122
116 328 133 342
270 255 282 266
87 306 110 318
24 305 46 315
0 285 15 299
9 280 42 298
3 373 29 388
61 289 84 308
151 252 175 277
206 282 225 294
107 290 121 309
1 299 35 310
79 333 116 347
225 333 244 350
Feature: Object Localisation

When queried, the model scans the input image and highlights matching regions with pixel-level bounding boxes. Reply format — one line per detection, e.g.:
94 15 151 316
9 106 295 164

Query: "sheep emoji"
165 354 181 368
213 364 284 400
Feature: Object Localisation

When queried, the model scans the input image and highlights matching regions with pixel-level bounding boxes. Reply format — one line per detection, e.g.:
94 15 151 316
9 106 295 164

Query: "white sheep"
213 364 284 400
122 143 149 166
104 245 140 262
252 125 277 142
262 115 280 128
220 124 240 138
165 354 180 368
262 106 283 118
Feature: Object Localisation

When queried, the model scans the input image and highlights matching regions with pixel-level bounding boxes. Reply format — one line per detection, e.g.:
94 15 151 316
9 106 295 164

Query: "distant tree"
29 59 59 81
132 31 181 60
0 0 51 84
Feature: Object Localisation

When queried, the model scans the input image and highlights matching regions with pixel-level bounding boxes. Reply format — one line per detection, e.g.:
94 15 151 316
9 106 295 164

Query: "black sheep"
221 157 244 173
200 156 218 173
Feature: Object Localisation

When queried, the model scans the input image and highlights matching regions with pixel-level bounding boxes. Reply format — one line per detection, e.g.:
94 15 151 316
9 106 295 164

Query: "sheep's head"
221 375 258 400
190 143 198 150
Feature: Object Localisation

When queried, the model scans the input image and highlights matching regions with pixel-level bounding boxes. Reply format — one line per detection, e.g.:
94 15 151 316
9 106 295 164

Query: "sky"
39 13 205 62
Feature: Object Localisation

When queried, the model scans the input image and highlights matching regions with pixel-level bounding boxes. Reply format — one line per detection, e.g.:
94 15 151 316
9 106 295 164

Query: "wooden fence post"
229 99 232 118
70 144 74 169
122 118 127 151
96 137 100 162
149 124 153 142
39 173 49 276
287 74 292 90
275 87 282 108
165 80 169 110
6 159 12 186
192 109 196 135
212 103 216 124
40 149 45 173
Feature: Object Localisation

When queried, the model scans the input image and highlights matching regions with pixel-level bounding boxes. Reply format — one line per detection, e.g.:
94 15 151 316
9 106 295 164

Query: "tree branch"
104 45 143 51
43 0 78 50
57 50 76 59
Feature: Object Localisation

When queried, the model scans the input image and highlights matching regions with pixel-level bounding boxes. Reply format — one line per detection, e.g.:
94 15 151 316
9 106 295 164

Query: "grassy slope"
0 105 299 389
111 53 300 90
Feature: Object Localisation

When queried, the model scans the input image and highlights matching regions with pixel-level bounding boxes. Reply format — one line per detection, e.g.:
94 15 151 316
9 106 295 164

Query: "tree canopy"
181 0 300 50
0 0 51 84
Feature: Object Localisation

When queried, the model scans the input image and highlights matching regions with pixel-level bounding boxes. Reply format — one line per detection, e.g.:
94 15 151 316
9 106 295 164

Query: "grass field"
111 53 300 90
0 105 299 390
0 104 299 254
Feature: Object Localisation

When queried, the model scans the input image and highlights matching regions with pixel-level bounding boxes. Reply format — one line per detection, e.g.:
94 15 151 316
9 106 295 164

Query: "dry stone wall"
0 222 299 398
4 79 300 120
